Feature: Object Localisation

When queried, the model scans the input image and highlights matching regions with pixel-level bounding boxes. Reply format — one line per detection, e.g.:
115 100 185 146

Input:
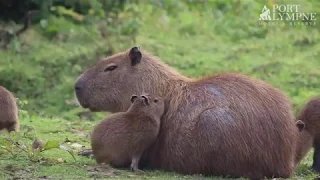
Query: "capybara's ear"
131 95 138 103
154 98 159 103
141 95 149 105
129 46 142 66
296 120 305 132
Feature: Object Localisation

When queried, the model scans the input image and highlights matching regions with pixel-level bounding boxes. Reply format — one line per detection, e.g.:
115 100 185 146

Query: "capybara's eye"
154 99 158 103
104 65 118 72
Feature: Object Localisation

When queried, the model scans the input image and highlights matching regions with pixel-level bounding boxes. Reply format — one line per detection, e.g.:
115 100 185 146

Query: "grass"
1 0 320 179
0 117 318 180
0 117 317 180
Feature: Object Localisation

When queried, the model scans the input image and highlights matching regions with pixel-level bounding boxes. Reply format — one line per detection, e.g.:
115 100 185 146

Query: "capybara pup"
91 94 164 172
295 96 320 172
0 86 19 132
75 46 297 179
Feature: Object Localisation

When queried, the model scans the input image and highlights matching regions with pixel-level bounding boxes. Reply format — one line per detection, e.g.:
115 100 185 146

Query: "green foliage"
0 0 131 21
0 1 320 178
0 0 319 118
0 115 318 179
0 126 76 162
0 0 144 117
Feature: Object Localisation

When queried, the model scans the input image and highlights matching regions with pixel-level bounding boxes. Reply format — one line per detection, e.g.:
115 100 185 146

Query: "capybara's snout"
74 76 86 94
74 77 89 108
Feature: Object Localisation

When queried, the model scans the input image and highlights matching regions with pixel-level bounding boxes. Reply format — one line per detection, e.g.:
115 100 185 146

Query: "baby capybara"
295 97 320 172
91 94 164 172
0 86 19 132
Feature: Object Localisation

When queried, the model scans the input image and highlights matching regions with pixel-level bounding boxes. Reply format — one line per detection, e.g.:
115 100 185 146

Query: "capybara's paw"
130 166 144 174
134 169 144 174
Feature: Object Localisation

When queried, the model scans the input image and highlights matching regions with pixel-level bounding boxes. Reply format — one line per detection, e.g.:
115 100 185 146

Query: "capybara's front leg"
7 121 20 132
312 145 320 172
130 154 143 173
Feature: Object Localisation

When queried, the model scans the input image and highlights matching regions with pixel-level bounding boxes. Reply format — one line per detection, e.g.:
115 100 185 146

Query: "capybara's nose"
74 79 84 92
74 84 81 92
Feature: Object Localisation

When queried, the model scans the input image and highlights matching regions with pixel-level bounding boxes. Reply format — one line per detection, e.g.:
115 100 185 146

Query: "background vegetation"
0 0 319 179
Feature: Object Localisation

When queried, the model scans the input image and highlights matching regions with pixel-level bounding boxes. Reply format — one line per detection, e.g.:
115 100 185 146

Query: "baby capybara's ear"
141 95 149 105
131 95 138 103
129 46 142 66
296 120 305 132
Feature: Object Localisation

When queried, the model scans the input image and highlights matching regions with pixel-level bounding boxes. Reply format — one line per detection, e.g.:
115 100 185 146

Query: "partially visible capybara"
295 97 320 172
296 120 305 132
75 46 297 179
91 94 164 172
0 86 19 132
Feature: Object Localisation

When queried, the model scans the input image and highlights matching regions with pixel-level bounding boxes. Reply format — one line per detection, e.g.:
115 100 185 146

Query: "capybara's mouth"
75 97 90 109
89 107 100 112
81 103 89 109
74 92 89 109
75 96 101 112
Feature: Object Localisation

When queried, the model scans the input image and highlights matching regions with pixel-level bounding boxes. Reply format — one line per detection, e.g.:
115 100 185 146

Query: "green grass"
1 0 320 179
0 117 318 180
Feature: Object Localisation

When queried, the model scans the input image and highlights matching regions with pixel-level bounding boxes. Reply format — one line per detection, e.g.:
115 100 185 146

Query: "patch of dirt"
47 130 64 134
70 129 90 138
3 164 33 180
78 149 94 158
77 111 93 120
85 164 121 178
37 176 50 180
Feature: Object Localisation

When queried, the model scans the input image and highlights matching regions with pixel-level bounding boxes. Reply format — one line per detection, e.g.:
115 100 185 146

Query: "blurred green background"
1 0 319 119
1 0 320 179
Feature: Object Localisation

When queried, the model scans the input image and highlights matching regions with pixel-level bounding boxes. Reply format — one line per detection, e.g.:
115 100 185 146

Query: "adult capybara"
91 94 164 172
295 97 320 172
0 86 19 132
75 46 297 179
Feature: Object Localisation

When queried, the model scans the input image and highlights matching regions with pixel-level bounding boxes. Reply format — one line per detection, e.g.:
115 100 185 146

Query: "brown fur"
75 47 297 179
0 86 19 132
91 94 164 172
295 97 320 171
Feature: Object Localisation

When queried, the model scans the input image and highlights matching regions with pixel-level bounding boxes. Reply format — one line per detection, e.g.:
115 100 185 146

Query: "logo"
259 5 271 20
258 4 317 26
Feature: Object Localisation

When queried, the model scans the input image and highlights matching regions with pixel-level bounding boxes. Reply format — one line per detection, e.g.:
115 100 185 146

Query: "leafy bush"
0 127 76 162
0 0 133 22
0 0 319 118
0 0 143 117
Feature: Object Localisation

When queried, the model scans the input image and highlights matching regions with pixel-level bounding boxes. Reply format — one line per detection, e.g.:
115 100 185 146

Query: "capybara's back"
0 86 19 132
295 97 320 172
